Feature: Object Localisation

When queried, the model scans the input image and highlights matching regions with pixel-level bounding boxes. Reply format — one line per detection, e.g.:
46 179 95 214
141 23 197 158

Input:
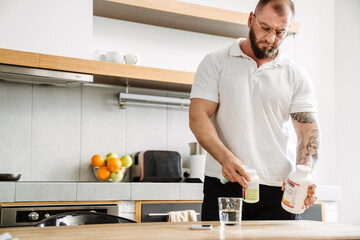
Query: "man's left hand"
282 182 318 208
304 184 317 208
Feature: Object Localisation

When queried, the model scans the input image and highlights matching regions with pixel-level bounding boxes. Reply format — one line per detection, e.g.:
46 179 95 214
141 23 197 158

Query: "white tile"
179 183 203 200
30 85 81 181
167 107 197 168
77 182 130 201
15 182 76 201
0 81 32 180
126 103 167 154
0 182 15 202
131 183 179 200
80 86 126 181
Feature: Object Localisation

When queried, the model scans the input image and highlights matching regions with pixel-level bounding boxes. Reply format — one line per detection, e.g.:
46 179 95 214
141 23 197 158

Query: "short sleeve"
190 54 219 103
289 68 317 113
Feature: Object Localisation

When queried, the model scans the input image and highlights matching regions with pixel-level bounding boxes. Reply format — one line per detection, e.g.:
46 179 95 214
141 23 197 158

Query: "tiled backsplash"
0 81 196 181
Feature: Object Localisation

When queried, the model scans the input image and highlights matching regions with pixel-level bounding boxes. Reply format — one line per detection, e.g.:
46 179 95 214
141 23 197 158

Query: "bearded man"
189 0 319 220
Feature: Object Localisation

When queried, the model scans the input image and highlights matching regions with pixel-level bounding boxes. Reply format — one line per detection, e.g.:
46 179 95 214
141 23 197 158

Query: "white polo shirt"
190 38 317 187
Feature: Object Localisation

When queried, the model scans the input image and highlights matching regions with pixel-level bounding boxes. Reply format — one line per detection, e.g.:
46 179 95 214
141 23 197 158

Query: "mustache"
258 40 274 47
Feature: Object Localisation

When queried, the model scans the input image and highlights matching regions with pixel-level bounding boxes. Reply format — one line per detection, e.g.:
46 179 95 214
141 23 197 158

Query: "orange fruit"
107 157 122 172
91 154 105 167
97 166 111 180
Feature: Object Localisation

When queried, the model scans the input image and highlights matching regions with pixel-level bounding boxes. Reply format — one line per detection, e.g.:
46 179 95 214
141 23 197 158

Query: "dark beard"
249 26 278 59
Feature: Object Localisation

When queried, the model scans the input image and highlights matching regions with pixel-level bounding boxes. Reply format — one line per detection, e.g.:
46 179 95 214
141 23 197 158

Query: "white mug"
124 54 140 65
105 51 124 63
93 49 106 61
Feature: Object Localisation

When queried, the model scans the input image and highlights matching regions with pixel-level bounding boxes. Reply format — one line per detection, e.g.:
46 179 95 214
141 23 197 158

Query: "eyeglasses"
253 15 288 39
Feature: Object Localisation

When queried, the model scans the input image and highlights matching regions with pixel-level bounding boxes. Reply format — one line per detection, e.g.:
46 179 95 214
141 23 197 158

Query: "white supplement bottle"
242 169 259 203
281 165 313 214
218 172 229 184
218 166 249 184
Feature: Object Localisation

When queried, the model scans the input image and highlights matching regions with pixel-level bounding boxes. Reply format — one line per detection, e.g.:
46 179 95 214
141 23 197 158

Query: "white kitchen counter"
0 181 340 202
0 182 204 202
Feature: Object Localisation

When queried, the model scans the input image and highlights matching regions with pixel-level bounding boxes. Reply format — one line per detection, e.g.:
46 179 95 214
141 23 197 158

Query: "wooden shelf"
94 0 300 38
0 48 194 92
0 48 39 68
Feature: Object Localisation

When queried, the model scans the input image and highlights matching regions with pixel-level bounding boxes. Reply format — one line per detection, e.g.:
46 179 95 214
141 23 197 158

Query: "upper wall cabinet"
93 0 301 38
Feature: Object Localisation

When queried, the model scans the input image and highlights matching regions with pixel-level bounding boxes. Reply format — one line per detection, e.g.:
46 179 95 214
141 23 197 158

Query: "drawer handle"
148 212 200 217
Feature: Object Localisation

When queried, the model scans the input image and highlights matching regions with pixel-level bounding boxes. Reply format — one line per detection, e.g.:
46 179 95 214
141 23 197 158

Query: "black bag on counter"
131 150 182 182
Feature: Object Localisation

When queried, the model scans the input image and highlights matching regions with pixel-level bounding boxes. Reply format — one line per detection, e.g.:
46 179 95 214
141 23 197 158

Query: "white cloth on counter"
167 210 198 222
0 232 18 240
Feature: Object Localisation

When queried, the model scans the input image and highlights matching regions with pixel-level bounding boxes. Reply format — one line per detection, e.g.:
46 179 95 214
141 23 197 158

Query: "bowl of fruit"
91 152 133 182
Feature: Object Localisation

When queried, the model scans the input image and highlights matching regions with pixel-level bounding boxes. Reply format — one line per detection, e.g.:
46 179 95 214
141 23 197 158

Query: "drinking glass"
218 197 242 226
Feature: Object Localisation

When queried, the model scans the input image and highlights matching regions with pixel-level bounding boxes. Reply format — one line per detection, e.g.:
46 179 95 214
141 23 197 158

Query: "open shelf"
0 48 39 68
0 48 194 92
94 0 300 38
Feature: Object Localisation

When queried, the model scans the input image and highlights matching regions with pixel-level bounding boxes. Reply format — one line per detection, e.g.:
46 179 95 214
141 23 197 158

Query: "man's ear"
248 12 255 29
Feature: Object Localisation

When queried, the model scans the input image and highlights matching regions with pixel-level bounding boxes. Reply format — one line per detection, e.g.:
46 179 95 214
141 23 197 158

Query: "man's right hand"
221 155 249 189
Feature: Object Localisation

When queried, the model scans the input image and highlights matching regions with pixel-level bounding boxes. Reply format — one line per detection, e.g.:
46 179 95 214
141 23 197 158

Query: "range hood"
0 64 93 86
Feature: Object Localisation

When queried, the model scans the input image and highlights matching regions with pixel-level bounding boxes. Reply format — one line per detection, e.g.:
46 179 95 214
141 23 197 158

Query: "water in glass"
219 209 240 226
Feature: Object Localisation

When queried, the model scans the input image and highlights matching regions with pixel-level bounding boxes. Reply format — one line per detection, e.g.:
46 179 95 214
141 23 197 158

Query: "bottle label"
282 178 300 208
243 182 259 201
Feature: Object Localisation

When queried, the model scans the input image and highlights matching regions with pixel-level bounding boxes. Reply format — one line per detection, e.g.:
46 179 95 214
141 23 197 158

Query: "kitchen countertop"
0 182 204 202
0 182 340 203
1 220 359 240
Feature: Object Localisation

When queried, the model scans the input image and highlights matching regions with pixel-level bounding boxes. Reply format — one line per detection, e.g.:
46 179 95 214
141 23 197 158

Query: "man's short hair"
255 0 295 19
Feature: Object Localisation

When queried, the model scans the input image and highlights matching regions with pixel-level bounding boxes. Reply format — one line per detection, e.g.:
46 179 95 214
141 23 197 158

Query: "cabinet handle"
148 212 200 217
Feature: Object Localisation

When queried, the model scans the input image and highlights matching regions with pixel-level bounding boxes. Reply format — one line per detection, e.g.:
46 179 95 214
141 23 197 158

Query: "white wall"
291 0 337 187
334 0 360 225
0 0 92 59
92 17 234 72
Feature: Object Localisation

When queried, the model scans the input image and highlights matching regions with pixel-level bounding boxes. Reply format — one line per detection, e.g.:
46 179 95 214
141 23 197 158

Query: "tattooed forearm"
291 112 320 169
296 129 319 168
290 112 316 124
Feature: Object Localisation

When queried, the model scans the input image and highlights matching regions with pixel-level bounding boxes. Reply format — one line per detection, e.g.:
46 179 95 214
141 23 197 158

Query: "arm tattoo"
290 112 315 124
291 113 319 169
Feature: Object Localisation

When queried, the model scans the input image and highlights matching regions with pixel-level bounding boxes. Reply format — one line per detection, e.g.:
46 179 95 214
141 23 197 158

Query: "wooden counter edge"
0 201 121 206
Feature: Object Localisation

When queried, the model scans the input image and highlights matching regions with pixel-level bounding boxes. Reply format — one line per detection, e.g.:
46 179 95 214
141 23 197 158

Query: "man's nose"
265 31 276 43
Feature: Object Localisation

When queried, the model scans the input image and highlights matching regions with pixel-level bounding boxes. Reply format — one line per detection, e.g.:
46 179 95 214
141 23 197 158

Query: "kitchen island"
1 220 359 240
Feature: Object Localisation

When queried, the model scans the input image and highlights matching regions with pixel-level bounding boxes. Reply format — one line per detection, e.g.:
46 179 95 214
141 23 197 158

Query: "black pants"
201 176 301 221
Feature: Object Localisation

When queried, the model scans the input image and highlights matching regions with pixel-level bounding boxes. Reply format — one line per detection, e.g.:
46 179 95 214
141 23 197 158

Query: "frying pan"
0 173 21 181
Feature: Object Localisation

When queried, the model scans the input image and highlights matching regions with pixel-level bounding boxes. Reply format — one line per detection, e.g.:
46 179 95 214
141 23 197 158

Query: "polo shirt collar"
229 38 246 57
229 38 289 66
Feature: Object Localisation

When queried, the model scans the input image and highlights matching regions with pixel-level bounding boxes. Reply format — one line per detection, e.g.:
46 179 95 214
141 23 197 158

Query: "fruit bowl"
91 153 133 182
93 167 127 182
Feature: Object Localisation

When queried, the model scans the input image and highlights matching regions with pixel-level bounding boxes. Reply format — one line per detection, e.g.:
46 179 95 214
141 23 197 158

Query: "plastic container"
218 168 260 204
218 172 229 184
242 169 259 203
281 165 313 214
